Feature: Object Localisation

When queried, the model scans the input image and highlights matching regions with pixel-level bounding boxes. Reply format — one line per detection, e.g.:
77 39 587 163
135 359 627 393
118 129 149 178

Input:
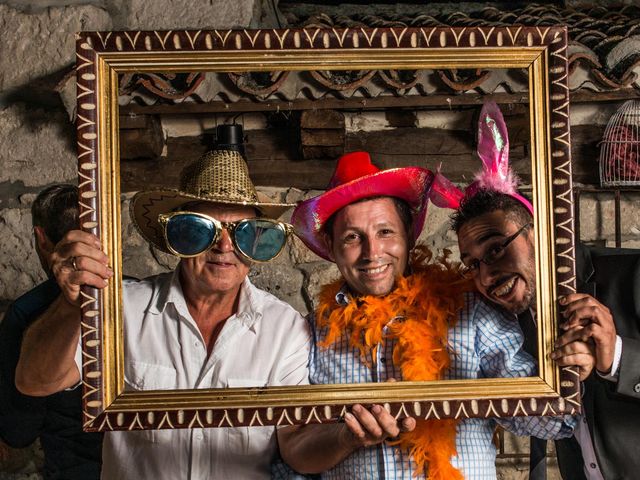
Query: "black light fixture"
214 124 245 157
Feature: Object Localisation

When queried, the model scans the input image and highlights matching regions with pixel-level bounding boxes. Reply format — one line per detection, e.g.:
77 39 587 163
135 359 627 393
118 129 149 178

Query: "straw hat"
291 151 434 261
131 149 294 253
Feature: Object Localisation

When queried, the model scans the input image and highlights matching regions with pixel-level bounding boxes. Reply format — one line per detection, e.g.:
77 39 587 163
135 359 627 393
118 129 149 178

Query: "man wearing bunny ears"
440 101 640 480
277 151 583 480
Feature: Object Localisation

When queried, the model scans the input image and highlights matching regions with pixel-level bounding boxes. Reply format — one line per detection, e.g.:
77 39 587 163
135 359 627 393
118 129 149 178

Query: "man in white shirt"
15 148 310 480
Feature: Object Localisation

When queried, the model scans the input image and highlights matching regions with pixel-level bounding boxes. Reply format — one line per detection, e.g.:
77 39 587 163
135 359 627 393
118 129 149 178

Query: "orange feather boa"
316 247 473 479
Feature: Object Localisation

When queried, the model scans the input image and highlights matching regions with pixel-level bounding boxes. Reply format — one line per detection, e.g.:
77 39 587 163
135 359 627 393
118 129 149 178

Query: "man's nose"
361 236 382 260
213 228 234 253
477 261 500 288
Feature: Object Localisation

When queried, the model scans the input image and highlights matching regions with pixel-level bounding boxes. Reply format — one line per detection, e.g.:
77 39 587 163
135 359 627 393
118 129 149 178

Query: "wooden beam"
119 126 493 190
571 124 604 185
301 129 345 146
119 92 530 116
300 109 345 129
569 89 640 104
119 124 604 191
119 114 164 159
119 89 640 116
300 109 346 158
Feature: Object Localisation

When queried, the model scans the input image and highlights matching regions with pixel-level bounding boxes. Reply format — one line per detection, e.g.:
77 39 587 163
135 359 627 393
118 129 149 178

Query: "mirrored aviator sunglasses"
158 211 293 262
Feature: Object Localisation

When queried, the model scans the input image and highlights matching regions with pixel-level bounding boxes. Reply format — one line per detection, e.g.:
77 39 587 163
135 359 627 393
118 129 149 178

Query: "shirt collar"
335 283 351 306
149 269 184 315
236 277 262 332
150 269 262 332
333 282 406 325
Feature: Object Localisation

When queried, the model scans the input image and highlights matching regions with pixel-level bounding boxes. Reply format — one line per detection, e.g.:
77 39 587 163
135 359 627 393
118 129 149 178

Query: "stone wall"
1 1 640 479
0 0 262 311
0 1 257 477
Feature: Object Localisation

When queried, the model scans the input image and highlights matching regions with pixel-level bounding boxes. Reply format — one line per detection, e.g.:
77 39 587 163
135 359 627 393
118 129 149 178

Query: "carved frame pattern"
76 26 579 432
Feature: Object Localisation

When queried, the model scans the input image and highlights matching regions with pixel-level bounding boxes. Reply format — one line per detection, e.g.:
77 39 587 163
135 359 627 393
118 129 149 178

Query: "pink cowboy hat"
291 151 435 261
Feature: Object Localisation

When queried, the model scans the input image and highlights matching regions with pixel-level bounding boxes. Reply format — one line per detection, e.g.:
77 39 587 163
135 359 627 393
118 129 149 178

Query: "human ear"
33 226 56 271
34 226 54 256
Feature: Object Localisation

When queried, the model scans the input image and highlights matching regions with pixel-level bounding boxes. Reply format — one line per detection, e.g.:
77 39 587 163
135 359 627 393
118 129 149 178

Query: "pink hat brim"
292 167 434 261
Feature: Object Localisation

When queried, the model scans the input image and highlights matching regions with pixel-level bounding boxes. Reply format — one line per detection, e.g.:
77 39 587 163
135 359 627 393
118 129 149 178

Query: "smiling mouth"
207 257 236 266
492 276 517 298
358 264 390 275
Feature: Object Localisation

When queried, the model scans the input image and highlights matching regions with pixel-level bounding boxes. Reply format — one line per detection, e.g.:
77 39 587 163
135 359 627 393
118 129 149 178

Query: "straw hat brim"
131 188 294 253
291 167 434 261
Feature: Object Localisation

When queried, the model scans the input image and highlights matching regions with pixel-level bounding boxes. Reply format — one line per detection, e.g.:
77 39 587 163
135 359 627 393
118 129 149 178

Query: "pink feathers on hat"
429 101 533 215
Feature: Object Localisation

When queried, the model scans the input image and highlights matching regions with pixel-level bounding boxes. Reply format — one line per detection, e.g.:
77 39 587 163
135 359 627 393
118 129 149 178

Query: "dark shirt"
0 279 102 480
555 245 640 480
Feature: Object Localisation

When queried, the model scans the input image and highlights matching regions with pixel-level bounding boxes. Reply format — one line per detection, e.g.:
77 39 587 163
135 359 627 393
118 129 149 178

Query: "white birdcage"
599 100 640 187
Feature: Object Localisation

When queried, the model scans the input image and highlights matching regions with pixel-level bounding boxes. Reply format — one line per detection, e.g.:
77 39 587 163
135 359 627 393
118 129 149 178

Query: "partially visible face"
457 210 536 315
327 197 410 297
179 203 256 298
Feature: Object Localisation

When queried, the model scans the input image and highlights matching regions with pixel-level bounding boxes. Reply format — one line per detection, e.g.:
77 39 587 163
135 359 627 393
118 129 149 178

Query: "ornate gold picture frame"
77 26 579 432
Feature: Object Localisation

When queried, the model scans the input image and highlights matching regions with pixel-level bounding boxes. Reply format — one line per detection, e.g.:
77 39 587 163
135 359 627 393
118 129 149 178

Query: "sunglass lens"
234 220 286 261
166 214 217 256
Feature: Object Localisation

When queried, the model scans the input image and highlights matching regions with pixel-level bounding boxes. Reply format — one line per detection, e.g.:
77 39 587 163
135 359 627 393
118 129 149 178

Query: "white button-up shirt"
93 271 310 480
573 335 623 480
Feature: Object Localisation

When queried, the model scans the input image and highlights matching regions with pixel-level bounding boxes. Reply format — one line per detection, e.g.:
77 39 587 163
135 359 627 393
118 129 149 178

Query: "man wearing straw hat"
15 147 311 480
277 151 582 480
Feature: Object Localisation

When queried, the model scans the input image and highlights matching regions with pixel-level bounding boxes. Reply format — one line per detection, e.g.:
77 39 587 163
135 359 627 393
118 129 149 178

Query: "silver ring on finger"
71 256 78 271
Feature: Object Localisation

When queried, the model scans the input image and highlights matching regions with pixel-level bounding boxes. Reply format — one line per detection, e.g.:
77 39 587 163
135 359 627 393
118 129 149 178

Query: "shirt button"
583 417 588 424
590 463 597 469
196 434 203 441
380 358 386 364
634 383 640 393
194 341 200 347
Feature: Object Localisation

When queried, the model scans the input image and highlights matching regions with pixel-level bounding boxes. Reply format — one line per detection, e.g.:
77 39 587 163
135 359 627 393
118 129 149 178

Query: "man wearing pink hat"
277 151 579 480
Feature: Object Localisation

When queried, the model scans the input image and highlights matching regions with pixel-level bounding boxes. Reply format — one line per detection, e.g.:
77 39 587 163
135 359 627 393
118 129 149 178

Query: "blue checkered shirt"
273 286 575 480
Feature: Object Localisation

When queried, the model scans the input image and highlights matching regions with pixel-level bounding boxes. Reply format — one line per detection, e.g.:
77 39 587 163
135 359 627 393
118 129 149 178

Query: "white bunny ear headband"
429 101 534 215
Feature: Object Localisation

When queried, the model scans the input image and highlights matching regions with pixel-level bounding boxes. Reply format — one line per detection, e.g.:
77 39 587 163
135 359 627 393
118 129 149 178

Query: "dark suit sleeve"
0 303 46 447
614 249 640 400
583 247 640 402
615 337 640 399
568 246 640 480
